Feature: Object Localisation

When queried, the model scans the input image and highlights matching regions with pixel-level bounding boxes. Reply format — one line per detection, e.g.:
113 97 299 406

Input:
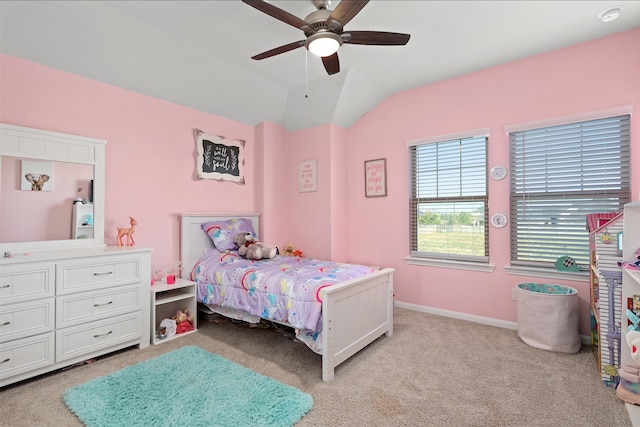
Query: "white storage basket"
516 283 580 353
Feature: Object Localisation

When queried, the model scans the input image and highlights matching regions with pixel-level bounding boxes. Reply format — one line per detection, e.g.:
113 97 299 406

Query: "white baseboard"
395 301 592 345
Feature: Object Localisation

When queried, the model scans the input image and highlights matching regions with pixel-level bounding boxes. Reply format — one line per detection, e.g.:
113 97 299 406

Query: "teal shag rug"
64 346 313 427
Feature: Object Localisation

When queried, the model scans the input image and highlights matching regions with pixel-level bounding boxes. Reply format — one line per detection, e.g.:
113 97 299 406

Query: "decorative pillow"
202 219 256 252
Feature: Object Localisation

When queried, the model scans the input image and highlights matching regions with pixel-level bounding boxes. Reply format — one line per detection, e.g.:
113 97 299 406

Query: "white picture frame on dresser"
0 247 151 387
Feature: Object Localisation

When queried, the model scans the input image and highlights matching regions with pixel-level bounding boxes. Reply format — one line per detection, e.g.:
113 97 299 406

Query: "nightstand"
150 277 197 345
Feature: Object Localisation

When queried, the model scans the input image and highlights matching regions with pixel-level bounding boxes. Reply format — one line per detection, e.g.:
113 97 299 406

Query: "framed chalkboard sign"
195 129 245 184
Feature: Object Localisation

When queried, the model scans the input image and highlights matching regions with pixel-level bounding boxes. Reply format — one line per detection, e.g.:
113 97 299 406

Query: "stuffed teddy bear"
234 232 277 260
281 243 295 257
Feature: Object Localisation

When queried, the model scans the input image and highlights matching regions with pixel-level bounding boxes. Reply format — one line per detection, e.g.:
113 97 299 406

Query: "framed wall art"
194 129 245 184
298 160 317 192
21 160 53 191
364 158 386 197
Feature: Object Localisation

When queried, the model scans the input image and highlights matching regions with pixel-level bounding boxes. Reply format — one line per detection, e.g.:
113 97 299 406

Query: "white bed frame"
180 212 394 382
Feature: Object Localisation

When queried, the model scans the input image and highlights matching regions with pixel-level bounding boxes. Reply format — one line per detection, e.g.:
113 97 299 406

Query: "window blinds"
409 136 488 260
509 114 631 267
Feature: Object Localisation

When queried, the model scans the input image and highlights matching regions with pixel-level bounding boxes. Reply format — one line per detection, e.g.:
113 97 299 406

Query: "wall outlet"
512 288 518 301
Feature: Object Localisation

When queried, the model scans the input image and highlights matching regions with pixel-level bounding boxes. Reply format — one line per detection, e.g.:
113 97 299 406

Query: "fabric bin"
516 283 580 353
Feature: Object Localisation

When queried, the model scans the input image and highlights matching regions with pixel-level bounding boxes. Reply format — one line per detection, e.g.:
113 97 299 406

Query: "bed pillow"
202 219 257 252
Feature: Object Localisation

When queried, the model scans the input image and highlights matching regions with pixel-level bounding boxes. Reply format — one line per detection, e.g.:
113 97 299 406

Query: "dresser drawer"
56 284 141 328
0 332 55 380
56 312 142 362
0 298 55 343
0 262 54 305
57 254 142 295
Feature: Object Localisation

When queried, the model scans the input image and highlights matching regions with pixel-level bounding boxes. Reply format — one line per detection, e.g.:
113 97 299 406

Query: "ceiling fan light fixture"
306 32 342 57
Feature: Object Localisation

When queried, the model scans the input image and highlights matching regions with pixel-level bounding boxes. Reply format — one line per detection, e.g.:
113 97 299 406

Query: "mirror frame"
0 123 106 253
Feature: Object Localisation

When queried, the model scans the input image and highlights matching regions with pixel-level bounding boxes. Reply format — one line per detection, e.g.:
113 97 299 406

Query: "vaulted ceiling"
1 1 639 131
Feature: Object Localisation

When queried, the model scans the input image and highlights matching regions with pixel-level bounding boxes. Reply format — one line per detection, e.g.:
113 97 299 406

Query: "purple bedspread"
191 250 374 333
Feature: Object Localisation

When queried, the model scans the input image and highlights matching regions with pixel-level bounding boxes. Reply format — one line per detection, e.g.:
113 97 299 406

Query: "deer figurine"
116 217 137 247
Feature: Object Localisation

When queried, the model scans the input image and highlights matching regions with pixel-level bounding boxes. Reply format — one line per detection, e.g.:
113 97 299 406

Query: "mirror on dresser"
0 123 106 254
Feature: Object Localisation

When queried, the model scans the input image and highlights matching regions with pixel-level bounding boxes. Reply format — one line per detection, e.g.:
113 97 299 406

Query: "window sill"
404 256 495 272
504 265 588 282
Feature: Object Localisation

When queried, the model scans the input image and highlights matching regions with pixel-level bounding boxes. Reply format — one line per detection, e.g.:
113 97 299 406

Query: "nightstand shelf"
150 278 197 345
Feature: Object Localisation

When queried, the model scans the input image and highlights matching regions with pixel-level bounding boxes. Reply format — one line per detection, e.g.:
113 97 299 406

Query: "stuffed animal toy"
281 243 303 257
281 243 295 257
172 308 194 325
172 308 195 334
618 248 640 270
234 232 277 260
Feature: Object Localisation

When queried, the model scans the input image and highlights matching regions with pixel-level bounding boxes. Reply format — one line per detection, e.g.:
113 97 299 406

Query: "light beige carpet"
0 308 633 426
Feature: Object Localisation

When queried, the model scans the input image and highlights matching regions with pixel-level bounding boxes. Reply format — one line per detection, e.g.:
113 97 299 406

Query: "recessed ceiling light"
599 6 623 22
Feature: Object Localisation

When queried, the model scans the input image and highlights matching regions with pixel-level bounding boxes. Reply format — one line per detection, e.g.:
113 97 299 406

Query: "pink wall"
0 54 256 269
344 28 640 334
328 124 348 262
1 28 638 336
286 126 333 260
254 121 290 246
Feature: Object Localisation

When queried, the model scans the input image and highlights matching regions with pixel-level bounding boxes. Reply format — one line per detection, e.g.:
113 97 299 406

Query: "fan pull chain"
305 49 309 98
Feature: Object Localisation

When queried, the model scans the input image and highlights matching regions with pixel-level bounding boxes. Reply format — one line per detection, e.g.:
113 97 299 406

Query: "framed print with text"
298 160 317 192
365 158 387 197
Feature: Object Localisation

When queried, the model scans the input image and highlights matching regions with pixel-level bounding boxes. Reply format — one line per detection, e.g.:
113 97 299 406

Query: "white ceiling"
1 1 639 131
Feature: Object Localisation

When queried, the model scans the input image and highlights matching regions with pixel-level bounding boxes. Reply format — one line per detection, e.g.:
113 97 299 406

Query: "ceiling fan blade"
242 0 307 30
322 52 340 75
343 31 410 46
251 40 305 60
328 0 369 27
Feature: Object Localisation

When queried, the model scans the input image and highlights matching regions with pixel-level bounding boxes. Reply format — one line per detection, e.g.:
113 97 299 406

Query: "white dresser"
0 246 151 387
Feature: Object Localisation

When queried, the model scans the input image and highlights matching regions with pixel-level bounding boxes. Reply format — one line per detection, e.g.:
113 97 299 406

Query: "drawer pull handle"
94 301 113 307
0 358 9 363
93 331 113 338
0 284 10 289
94 272 113 276
0 321 10 326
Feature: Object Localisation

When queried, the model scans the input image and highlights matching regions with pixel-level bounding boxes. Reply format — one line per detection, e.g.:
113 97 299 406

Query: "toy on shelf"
174 308 195 334
157 308 194 340
151 261 182 284
116 216 137 247
618 248 640 270
616 364 640 406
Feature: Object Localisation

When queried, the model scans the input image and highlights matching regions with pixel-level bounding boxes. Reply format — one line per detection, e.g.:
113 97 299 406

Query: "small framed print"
21 160 53 191
365 158 387 197
298 160 317 192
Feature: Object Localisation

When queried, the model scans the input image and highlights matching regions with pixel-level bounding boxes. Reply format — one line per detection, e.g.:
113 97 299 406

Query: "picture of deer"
24 173 50 191
116 217 137 247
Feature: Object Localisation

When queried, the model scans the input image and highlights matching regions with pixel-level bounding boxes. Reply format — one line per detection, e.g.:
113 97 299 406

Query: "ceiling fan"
242 0 411 75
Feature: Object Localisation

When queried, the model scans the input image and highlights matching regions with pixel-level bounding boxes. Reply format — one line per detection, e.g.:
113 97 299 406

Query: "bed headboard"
179 212 260 279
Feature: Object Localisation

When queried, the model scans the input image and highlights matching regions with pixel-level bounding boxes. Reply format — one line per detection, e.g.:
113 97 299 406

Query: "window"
509 114 631 268
409 134 488 262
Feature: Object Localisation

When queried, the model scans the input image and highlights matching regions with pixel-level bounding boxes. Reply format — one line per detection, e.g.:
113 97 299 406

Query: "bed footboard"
321 268 394 382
